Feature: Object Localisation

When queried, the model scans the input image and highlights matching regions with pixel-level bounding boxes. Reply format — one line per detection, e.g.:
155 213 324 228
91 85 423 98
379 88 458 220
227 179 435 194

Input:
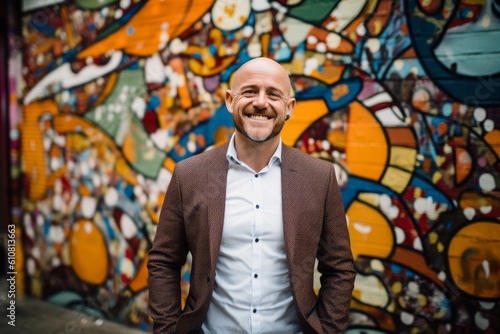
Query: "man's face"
226 60 295 143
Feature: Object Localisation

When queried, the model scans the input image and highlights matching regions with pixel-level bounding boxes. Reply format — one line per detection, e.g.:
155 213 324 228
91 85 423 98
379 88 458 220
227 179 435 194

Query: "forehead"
233 62 290 92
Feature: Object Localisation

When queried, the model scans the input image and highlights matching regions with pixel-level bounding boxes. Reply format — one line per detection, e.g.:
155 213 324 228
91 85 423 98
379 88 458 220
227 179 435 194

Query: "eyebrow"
238 84 286 95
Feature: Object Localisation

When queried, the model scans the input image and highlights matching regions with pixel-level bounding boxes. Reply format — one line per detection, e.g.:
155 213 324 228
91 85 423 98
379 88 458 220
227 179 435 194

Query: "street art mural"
14 0 500 332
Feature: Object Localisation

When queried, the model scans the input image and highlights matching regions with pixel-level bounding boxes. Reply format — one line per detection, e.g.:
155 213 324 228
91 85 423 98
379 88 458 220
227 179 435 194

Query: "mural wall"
15 0 500 332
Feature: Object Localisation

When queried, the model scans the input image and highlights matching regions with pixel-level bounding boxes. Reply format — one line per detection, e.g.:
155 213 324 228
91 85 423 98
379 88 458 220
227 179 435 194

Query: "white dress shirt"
202 135 302 334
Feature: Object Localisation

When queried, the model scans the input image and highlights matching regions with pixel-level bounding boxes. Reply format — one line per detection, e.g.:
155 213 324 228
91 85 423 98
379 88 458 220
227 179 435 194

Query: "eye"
242 90 256 96
267 91 281 99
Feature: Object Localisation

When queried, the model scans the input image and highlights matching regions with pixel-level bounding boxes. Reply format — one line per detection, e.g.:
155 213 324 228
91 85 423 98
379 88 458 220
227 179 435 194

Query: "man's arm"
316 165 356 333
148 168 189 334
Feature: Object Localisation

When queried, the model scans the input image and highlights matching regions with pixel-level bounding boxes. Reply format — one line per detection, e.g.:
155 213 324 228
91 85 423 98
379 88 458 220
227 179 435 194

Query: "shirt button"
254 274 258 278
254 174 258 178
256 204 259 209
253 308 257 313
255 238 259 242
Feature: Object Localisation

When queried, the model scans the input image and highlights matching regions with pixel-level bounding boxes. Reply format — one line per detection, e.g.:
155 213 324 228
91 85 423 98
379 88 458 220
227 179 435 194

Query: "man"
148 57 356 333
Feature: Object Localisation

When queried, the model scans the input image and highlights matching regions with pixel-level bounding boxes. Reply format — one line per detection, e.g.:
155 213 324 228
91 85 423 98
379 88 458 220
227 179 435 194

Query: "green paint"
85 69 165 179
287 0 341 25
74 0 119 9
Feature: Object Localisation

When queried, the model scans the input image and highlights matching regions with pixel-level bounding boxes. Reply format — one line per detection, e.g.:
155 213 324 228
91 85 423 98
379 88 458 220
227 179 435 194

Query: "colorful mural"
15 0 500 332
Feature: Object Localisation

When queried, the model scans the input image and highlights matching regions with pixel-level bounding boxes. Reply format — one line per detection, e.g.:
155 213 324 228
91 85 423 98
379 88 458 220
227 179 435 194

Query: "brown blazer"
148 143 356 334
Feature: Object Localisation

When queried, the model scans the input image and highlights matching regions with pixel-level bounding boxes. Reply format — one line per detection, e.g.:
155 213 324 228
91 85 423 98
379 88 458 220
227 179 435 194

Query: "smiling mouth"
247 115 271 121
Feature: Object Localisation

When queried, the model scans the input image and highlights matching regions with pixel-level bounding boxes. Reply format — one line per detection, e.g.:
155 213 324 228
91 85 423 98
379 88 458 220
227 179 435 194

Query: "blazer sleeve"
316 164 356 333
147 167 189 334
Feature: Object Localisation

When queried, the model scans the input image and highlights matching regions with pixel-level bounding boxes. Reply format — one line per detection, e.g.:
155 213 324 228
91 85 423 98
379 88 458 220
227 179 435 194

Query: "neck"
234 133 280 172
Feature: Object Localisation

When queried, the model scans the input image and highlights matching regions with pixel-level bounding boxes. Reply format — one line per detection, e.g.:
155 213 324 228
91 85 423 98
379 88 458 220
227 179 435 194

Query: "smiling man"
148 57 356 334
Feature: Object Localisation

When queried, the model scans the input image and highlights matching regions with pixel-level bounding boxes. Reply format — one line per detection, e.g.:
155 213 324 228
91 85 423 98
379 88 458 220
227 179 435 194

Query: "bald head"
231 57 292 96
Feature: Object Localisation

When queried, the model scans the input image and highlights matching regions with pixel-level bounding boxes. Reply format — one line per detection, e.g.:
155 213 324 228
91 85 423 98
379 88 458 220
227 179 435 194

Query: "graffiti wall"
15 0 500 332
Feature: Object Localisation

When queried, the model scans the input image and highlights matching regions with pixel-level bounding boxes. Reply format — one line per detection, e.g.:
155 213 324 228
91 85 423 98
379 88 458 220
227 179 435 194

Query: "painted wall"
15 0 500 332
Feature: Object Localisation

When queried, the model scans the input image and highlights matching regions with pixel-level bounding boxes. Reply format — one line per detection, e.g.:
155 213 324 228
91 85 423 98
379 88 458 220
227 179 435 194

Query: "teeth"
248 115 269 121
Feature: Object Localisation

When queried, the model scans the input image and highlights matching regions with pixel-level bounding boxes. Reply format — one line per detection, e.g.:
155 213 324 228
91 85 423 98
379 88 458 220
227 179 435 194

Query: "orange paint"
448 222 500 298
70 219 109 285
129 256 149 292
454 147 472 185
78 0 215 58
281 99 329 147
345 101 388 181
21 100 59 200
169 58 192 110
346 200 394 260
484 129 500 158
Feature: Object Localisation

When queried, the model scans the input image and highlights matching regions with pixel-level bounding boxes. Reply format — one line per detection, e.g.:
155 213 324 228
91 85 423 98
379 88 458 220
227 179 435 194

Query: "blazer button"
206 274 211 283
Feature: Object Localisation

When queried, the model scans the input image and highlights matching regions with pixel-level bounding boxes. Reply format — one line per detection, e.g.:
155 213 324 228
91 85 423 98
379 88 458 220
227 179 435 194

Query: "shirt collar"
226 133 282 168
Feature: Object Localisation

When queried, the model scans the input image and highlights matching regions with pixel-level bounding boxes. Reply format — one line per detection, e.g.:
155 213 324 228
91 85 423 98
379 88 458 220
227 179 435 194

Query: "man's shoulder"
282 145 333 172
175 143 228 172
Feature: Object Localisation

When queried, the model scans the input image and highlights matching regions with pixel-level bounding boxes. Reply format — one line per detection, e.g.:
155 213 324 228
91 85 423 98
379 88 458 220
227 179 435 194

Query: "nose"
253 90 268 110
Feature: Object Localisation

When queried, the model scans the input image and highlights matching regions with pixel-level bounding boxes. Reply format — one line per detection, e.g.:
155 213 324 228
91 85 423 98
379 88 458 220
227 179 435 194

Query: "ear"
286 97 296 117
225 90 234 113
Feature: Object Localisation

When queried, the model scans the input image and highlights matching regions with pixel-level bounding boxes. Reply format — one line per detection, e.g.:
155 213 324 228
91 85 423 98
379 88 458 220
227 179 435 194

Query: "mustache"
243 107 276 118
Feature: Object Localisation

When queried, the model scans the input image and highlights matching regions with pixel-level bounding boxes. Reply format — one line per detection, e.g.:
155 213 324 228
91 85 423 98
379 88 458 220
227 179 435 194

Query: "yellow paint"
389 146 416 172
357 193 380 207
380 166 412 193
70 220 109 285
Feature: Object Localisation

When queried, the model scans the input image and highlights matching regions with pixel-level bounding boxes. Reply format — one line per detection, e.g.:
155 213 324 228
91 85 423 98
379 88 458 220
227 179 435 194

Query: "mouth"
246 114 272 121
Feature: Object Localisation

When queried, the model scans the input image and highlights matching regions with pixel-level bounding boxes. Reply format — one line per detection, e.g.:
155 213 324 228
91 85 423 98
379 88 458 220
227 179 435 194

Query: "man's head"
226 57 296 144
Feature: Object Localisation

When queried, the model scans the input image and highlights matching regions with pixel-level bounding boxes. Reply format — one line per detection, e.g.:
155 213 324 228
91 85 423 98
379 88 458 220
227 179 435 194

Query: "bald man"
148 57 356 334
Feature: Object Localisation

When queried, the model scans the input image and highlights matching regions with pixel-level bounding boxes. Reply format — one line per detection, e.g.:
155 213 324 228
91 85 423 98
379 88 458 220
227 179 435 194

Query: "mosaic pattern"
15 0 500 332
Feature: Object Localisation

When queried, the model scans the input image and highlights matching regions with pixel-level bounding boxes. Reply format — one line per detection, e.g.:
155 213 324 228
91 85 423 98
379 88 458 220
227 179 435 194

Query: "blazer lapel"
206 144 229 272
281 145 301 265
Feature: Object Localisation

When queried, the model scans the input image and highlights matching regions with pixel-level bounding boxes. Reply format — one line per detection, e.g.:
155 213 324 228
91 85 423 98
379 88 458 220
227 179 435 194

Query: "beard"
232 108 285 143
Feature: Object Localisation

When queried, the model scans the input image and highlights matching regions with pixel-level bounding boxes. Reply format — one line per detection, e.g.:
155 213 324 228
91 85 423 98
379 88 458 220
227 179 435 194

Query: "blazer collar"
281 145 301 264
206 143 229 272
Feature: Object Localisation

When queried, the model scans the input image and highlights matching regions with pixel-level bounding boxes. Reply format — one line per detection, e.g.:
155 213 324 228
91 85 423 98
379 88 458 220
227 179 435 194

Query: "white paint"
400 311 414 325
353 274 388 307
475 312 489 330
279 17 311 48
84 221 94 234
394 226 405 245
24 51 123 104
104 187 119 207
463 207 476 220
479 173 496 191
474 107 487 122
353 222 371 234
413 237 423 251
120 214 138 239
482 260 490 279
326 33 342 49
251 0 271 11
81 197 97 219
484 119 494 132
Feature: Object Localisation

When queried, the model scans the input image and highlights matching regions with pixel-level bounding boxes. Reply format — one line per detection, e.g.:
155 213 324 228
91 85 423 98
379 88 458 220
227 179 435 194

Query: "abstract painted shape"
448 221 500 298
69 219 109 285
346 200 395 260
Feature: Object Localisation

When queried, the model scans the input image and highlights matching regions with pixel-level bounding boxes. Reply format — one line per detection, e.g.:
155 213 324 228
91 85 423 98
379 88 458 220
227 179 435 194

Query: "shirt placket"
250 171 263 333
